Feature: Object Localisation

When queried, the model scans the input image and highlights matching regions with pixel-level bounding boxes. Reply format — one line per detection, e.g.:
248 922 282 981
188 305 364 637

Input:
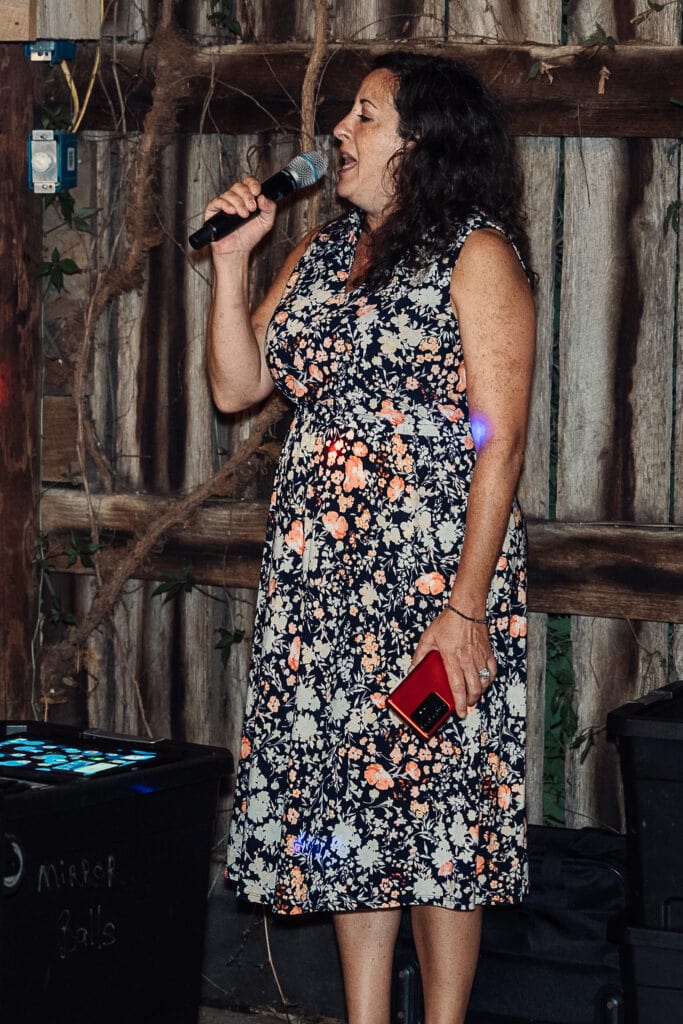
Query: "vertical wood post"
0 45 42 718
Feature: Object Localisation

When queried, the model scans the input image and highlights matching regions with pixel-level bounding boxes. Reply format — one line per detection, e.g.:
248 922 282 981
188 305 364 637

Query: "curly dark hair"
360 50 533 290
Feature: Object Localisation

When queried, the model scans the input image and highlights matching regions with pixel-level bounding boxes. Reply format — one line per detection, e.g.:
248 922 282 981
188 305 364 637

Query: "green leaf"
38 248 82 293
48 598 76 626
583 22 617 49
151 569 195 603
527 60 541 81
40 104 69 130
215 627 245 667
63 531 102 569
73 207 98 233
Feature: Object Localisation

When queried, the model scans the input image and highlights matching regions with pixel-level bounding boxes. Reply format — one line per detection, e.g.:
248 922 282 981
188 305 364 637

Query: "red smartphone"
387 650 455 739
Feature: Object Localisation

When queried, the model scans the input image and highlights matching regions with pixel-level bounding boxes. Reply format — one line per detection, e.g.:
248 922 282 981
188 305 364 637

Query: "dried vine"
40 1 330 702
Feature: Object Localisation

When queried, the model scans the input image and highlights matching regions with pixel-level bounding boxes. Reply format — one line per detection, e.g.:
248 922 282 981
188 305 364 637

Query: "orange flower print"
438 861 454 877
497 784 512 810
437 403 464 423
343 455 367 492
267 695 280 713
240 736 251 759
370 692 387 709
509 614 527 638
415 571 446 595
356 303 377 317
387 475 405 502
288 635 301 672
377 399 405 426
364 763 394 791
284 374 307 398
285 520 305 555
274 310 288 324
352 440 368 457
476 855 486 875
405 760 420 781
322 510 349 539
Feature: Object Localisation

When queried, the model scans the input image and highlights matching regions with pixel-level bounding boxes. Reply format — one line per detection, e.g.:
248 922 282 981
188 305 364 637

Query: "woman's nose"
333 113 352 141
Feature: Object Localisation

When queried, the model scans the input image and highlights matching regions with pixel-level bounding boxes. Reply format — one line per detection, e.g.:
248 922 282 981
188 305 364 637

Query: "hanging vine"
39 0 331 704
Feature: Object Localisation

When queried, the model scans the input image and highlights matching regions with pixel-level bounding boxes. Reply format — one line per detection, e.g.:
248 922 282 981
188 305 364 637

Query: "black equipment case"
0 720 232 1024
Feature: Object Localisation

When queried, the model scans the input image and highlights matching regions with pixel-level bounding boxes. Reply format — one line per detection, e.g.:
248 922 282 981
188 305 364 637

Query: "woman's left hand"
411 610 497 719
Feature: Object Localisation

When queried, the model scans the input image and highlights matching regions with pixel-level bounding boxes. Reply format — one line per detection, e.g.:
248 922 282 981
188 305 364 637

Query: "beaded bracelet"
445 602 488 626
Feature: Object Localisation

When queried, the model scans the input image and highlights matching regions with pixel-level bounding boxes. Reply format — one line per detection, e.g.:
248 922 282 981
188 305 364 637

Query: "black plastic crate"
621 926 683 1024
0 721 232 1024
607 681 683 931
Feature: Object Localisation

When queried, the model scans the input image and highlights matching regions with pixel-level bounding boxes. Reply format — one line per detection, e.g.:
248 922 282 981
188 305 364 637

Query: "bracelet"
445 602 488 626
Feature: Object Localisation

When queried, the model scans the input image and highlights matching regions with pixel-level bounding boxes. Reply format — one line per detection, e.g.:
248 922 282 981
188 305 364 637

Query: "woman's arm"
205 177 314 413
411 228 536 717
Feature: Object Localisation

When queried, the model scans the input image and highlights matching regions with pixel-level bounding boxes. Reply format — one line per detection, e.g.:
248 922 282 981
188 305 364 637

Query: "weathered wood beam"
69 41 683 138
40 489 683 622
0 46 42 718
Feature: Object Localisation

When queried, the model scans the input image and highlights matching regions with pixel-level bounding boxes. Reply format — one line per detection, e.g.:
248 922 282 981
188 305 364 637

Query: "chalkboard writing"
57 905 117 960
37 855 117 893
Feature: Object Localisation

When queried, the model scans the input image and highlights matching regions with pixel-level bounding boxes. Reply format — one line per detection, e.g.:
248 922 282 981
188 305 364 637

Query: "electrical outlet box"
24 40 77 63
28 130 77 194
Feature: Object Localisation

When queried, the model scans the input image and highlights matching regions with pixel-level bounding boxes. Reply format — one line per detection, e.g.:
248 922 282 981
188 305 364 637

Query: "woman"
206 51 536 1024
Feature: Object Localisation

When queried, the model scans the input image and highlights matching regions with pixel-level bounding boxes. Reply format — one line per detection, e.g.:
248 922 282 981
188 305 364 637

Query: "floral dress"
225 207 529 914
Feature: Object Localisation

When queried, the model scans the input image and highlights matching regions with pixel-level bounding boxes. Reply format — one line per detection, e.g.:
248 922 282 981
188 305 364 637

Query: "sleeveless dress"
226 207 529 915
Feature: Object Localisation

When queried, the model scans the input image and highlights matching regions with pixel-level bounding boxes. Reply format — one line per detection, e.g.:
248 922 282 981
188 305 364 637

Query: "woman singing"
206 50 536 1024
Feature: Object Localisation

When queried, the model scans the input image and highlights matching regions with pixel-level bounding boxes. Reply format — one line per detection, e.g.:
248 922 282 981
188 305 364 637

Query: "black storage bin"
621 926 683 1023
607 680 683 931
0 720 232 1024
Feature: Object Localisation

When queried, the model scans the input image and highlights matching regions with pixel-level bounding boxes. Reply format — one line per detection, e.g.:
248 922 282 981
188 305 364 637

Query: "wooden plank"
70 41 683 138
448 0 561 42
334 0 445 41
39 490 269 546
558 0 679 831
40 489 683 621
36 0 101 39
528 522 683 622
449 0 564 829
0 45 42 718
2 1 35 40
42 396 79 482
517 135 560 825
3 0 102 40
675 148 683 681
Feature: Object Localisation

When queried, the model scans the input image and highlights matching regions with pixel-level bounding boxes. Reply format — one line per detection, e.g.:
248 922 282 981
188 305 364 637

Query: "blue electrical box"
28 130 77 194
24 40 77 63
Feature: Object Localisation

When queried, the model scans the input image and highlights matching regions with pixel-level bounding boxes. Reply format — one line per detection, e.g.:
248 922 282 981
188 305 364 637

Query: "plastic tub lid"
607 681 683 740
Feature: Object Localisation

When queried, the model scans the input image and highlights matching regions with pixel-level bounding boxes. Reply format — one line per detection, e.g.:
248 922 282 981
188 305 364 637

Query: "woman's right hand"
205 176 277 259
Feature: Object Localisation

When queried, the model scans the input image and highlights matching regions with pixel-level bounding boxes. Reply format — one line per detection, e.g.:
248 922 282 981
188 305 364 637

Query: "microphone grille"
285 151 328 188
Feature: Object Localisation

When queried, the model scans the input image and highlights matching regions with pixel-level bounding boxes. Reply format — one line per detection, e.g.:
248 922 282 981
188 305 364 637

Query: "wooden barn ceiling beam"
70 41 683 138
41 489 683 623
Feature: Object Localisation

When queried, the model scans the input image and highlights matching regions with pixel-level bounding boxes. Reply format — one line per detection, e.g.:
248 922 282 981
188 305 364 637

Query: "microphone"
189 150 328 250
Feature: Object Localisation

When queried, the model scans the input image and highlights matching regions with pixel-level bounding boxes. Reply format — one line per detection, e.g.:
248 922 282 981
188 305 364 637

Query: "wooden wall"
35 0 683 833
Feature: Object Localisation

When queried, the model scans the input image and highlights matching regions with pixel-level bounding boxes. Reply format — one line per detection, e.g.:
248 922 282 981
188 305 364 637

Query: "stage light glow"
470 413 490 450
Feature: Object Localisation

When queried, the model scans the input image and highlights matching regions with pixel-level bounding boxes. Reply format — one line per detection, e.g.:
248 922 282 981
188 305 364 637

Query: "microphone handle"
189 168 297 250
